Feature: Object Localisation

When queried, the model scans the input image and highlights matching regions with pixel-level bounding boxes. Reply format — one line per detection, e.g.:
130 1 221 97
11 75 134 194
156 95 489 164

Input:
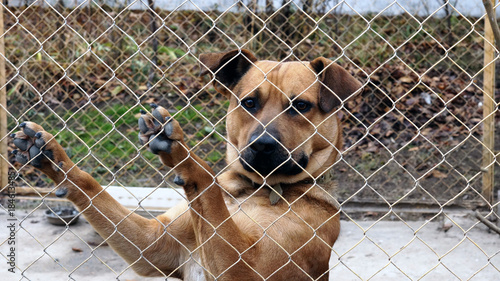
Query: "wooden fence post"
482 0 497 204
0 3 8 191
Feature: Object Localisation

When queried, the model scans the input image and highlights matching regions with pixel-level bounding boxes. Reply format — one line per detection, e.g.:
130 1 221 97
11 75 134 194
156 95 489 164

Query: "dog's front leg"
11 122 189 278
139 105 259 280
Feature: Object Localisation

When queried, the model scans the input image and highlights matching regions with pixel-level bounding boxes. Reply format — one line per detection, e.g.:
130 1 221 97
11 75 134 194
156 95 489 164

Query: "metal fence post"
482 0 497 204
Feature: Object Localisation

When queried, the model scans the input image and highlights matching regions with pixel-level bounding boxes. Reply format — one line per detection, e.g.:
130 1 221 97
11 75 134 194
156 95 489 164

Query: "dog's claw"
10 133 16 138
140 109 147 115
19 122 26 128
173 175 185 186
12 149 18 155
35 132 42 139
150 103 158 109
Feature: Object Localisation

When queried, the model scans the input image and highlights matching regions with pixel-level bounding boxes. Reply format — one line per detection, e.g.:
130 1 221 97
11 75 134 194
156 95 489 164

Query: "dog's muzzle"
240 131 308 176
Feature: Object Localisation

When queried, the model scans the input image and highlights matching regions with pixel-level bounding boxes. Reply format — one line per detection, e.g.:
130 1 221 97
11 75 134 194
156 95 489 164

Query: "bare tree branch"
483 0 500 51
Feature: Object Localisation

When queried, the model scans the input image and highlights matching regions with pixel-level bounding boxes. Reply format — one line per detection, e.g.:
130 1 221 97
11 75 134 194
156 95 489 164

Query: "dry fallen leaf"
72 247 83 252
399 76 414 83
144 97 156 104
431 170 448 179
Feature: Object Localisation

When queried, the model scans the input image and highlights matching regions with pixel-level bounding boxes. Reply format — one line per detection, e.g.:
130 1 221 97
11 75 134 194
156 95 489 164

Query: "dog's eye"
292 101 312 113
242 98 256 109
295 102 308 111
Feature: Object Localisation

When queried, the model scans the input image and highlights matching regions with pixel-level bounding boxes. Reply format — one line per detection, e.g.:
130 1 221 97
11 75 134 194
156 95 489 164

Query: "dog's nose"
249 133 279 154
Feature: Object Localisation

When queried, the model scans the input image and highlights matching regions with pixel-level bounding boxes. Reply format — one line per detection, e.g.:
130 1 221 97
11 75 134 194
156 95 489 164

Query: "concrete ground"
2 208 499 281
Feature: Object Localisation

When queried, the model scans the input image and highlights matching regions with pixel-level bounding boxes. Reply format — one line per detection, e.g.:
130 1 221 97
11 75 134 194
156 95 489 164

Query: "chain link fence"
0 0 499 280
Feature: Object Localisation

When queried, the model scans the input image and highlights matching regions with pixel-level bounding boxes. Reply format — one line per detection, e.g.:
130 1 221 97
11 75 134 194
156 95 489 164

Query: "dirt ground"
1 208 499 281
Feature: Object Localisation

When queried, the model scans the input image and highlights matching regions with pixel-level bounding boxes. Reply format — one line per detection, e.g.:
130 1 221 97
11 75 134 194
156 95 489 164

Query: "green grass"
48 104 143 167
8 99 229 186
26 103 229 169
174 104 226 142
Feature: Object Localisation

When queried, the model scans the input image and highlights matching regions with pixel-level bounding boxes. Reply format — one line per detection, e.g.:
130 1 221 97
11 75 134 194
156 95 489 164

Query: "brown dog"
11 49 361 280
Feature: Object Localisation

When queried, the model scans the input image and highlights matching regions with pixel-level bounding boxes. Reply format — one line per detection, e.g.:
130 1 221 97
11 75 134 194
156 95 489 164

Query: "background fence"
0 0 499 280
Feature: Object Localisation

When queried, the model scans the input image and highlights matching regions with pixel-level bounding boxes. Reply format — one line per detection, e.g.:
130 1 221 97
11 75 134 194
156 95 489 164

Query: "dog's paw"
11 122 68 173
138 104 187 167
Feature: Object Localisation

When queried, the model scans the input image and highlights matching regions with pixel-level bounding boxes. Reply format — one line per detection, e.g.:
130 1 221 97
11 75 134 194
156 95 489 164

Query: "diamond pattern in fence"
0 0 499 280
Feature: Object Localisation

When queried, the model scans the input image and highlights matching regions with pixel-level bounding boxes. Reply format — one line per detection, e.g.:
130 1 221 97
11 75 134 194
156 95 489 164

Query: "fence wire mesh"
0 0 499 280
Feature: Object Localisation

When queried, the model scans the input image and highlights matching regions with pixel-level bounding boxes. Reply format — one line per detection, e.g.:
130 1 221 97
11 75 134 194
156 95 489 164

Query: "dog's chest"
182 253 206 281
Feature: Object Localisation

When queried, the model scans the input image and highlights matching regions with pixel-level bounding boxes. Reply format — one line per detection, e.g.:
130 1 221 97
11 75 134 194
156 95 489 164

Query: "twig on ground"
475 211 500 235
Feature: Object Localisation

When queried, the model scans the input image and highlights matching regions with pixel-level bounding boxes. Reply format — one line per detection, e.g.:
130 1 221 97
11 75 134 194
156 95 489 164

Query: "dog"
11 49 362 280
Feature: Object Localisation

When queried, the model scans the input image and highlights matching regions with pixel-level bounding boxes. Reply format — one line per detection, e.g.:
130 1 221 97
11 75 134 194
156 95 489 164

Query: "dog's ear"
310 57 362 113
199 49 258 96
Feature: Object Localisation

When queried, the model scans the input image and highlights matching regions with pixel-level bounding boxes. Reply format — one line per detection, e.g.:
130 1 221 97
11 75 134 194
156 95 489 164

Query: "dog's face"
200 50 361 185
